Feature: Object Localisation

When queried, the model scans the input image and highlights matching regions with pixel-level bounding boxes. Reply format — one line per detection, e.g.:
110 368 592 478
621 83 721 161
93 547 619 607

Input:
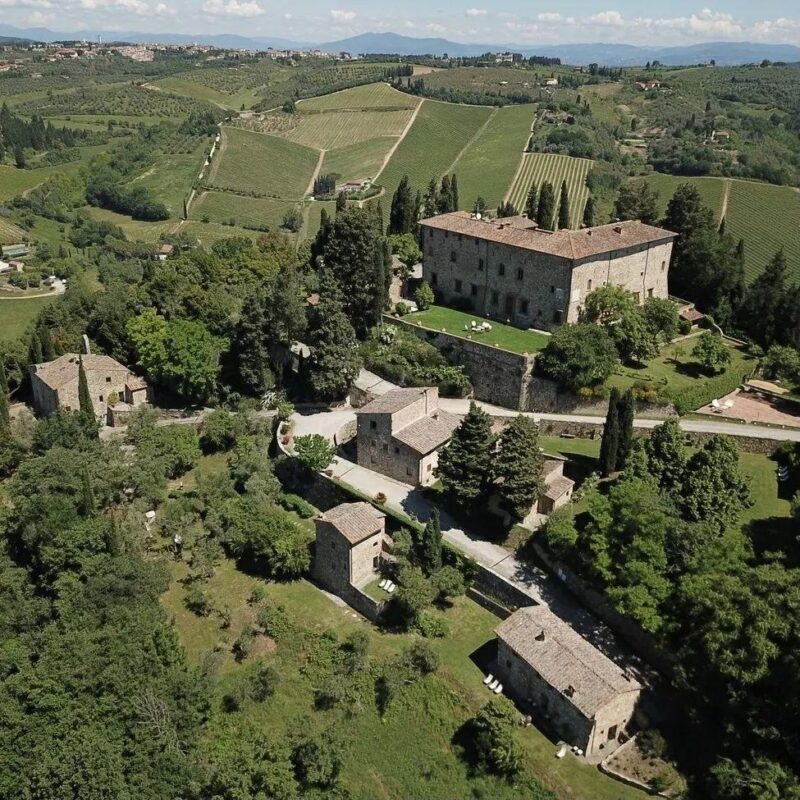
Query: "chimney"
535 629 546 641
82 333 91 355
613 225 622 234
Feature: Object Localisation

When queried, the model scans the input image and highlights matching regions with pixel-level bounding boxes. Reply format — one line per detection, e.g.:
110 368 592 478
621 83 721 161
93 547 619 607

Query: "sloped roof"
32 353 130 391
356 387 429 416
319 502 384 545
543 475 575 501
393 410 460 455
495 605 641 718
420 212 676 262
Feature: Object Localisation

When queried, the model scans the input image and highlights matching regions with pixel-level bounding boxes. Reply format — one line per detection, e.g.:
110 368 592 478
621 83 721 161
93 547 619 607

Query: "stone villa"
495 605 642 761
29 353 150 422
420 212 677 330
356 387 460 486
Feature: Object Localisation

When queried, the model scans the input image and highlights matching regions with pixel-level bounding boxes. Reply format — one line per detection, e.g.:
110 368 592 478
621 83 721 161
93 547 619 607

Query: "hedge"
670 369 751 415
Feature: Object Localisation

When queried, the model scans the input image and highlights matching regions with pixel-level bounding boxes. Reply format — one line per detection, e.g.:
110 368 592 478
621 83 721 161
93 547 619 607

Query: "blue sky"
3 0 800 45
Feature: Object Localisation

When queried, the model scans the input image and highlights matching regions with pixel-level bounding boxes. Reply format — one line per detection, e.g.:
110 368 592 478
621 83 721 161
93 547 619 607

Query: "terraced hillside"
506 153 593 228
0 217 28 246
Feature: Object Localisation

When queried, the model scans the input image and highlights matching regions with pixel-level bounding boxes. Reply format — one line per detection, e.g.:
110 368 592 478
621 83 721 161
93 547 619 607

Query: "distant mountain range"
2 24 799 67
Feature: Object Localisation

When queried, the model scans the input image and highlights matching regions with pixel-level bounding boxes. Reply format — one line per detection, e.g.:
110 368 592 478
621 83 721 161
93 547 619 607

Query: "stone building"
356 387 460 486
420 212 676 331
29 353 150 421
495 605 641 761
313 502 389 596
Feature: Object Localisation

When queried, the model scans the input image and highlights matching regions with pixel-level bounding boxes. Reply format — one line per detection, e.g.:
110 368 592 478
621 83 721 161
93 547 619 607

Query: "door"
504 294 515 319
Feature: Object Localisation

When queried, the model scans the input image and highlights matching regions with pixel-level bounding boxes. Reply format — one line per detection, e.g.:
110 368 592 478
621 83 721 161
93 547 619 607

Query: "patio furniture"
483 674 494 685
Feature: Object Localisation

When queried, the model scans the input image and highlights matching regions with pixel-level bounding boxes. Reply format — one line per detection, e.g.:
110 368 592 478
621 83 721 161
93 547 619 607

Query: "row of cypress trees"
599 387 636 477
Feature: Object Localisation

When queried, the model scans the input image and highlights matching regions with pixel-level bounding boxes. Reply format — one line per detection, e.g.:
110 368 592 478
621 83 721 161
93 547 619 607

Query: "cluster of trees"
438 405 544 521
312 173 337 199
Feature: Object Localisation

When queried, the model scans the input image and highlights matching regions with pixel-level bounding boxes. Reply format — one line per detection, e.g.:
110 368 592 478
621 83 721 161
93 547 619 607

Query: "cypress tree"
423 178 438 218
420 507 442 575
599 388 621 477
0 359 9 433
29 329 43 365
582 195 596 227
39 326 56 361
615 390 635 470
524 184 538 220
438 175 452 213
558 181 571 230
437 401 494 509
450 173 459 212
335 191 347 213
78 356 94 418
492 415 544 520
388 175 414 235
536 182 556 230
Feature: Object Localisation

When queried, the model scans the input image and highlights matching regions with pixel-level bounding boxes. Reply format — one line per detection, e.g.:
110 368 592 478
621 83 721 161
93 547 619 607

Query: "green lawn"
0 294 57 341
402 305 550 355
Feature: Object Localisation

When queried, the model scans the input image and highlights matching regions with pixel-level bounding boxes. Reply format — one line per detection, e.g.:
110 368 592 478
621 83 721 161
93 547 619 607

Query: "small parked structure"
153 243 174 261
495 605 641 762
29 353 150 422
356 387 460 486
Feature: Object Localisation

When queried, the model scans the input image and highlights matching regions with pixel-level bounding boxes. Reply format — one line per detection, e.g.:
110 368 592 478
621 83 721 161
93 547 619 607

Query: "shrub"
249 663 280 701
394 301 410 316
402 639 440 674
671 368 750 414
277 493 317 518
678 318 693 335
233 628 256 661
415 281 434 310
255 600 292 640
185 585 212 617
374 492 387 505
294 433 336 472
248 585 267 605
416 611 449 638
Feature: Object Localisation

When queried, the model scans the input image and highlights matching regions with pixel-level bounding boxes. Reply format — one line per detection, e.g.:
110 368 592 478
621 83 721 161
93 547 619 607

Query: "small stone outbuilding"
495 605 641 762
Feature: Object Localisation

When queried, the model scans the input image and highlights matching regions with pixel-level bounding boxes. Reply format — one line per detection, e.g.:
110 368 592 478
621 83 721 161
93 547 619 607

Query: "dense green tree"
388 175 416 235
469 701 522 778
538 324 618 390
739 250 788 348
524 184 538 220
582 194 596 227
558 180 571 229
437 401 494 509
614 181 660 225
77 355 94 419
388 233 422 268
294 434 336 472
599 387 621 477
394 564 436 624
536 181 556 229
644 297 680 342
422 178 438 218
415 280 434 310
39 325 56 361
0 359 9 433
450 173 459 211
293 733 343 790
419 507 442 575
693 332 732 375
643 418 688 494
616 390 635 470
493 415 544 520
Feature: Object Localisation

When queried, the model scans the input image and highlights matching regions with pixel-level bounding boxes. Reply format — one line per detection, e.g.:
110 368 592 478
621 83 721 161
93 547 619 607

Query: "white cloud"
154 2 175 15
0 0 52 6
537 12 562 23
329 9 356 22
202 0 265 17
78 0 150 12
464 8 487 17
28 9 54 22
283 11 291 19
427 22 446 33
589 10 624 26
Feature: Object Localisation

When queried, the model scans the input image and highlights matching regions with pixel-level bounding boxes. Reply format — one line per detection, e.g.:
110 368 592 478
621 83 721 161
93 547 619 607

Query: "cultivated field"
376 100 493 217
454 104 535 212
639 173 726 218
150 77 261 111
0 218 28 246
281 109 415 150
132 142 209 217
298 82 420 111
190 190 299 233
0 295 57 342
321 137 398 184
506 153 594 228
208 127 320 199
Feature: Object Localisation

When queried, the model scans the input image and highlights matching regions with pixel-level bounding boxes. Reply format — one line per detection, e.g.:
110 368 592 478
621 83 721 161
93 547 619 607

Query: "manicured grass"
283 109 414 149
455 104 535 212
0 294 57 341
209 127 320 199
738 452 793 526
403 304 550 354
299 82 420 111
190 190 299 233
540 436 601 461
321 137 398 183
506 152 594 228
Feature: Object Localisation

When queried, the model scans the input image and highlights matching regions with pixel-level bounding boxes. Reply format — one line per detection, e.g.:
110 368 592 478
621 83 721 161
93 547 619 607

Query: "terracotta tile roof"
542 458 565 480
543 475 574 501
420 212 676 262
496 606 641 718
356 387 430 415
319 502 384 545
680 307 704 322
125 375 148 391
393 410 461 455
32 353 130 391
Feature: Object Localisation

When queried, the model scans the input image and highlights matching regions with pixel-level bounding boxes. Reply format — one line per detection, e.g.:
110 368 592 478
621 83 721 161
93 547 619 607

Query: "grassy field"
507 153 594 228
321 137 398 184
87 207 175 243
0 294 57 341
131 143 207 217
377 100 493 219
150 77 261 110
299 82 420 111
0 217 28 246
454 104 535 212
281 109 415 150
190 190 299 233
402 305 550 354
178 219 261 246
208 127 319 199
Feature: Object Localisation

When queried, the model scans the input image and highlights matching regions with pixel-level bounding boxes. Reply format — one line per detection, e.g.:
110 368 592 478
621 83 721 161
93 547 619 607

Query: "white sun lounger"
556 744 568 759
386 583 396 594
493 683 503 694
488 679 499 691
483 674 494 685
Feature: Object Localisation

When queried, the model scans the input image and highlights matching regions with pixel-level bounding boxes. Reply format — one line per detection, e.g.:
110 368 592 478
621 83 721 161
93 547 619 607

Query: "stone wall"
471 564 537 612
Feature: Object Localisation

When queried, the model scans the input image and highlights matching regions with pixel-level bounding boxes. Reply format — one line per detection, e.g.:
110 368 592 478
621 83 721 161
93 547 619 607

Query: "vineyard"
506 153 593 228
639 174 726 218
321 138 399 185
0 217 28 246
190 191 301 233
298 82 420 112
280 110 415 150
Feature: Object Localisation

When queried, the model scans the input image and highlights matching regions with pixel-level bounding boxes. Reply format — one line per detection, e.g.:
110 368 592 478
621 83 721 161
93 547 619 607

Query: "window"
491 290 499 305
406 467 412 476
105 376 111 383
633 292 640 304
474 238 479 246
552 310 562 324
661 260 666 271
478 258 484 271
372 555 380 568
506 659 512 668
428 228 433 238
394 446 400 455
516 267 523 281
587 279 592 292
431 272 438 285
454 279 463 293
498 263 505 276
373 541 379 547
520 299 529 314
370 420 377 430
444 230 449 239
427 464 432 472
99 395 103 402
470 283 478 297
450 250 457 263
647 288 654 298
371 438 377 447
608 725 618 741
550 285 555 293
371 455 377 464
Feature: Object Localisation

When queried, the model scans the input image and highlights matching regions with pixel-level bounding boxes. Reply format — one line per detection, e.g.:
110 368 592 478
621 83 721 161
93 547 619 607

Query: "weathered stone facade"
421 213 675 331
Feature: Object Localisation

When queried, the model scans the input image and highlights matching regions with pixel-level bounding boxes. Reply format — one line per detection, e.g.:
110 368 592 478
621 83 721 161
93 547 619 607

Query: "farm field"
303 199 338 239
208 127 320 199
132 144 208 217
149 77 261 110
454 104 535 212
190 190 298 233
321 137 398 184
178 220 261 246
507 153 594 228
639 173 726 218
0 295 57 342
0 218 28 246
376 100 493 219
298 82 420 111
281 109 414 149
87 208 175 243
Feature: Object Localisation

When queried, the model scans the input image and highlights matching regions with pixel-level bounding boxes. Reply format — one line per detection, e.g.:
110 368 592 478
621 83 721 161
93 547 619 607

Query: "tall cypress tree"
438 175 452 213
78 356 94 418
450 173 459 212
39 326 56 361
335 191 347 213
29 329 43 365
583 195 596 227
536 182 556 230
0 359 10 433
423 178 438 218
437 401 494 509
615 390 635 470
388 175 414 235
558 180 571 230
420 507 442 576
599 388 621 477
524 184 538 220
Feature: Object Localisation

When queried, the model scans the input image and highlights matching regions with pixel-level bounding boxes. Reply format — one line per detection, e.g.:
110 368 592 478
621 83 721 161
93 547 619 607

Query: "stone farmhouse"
313 503 391 618
420 212 676 331
356 387 460 486
495 605 641 761
29 353 150 422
